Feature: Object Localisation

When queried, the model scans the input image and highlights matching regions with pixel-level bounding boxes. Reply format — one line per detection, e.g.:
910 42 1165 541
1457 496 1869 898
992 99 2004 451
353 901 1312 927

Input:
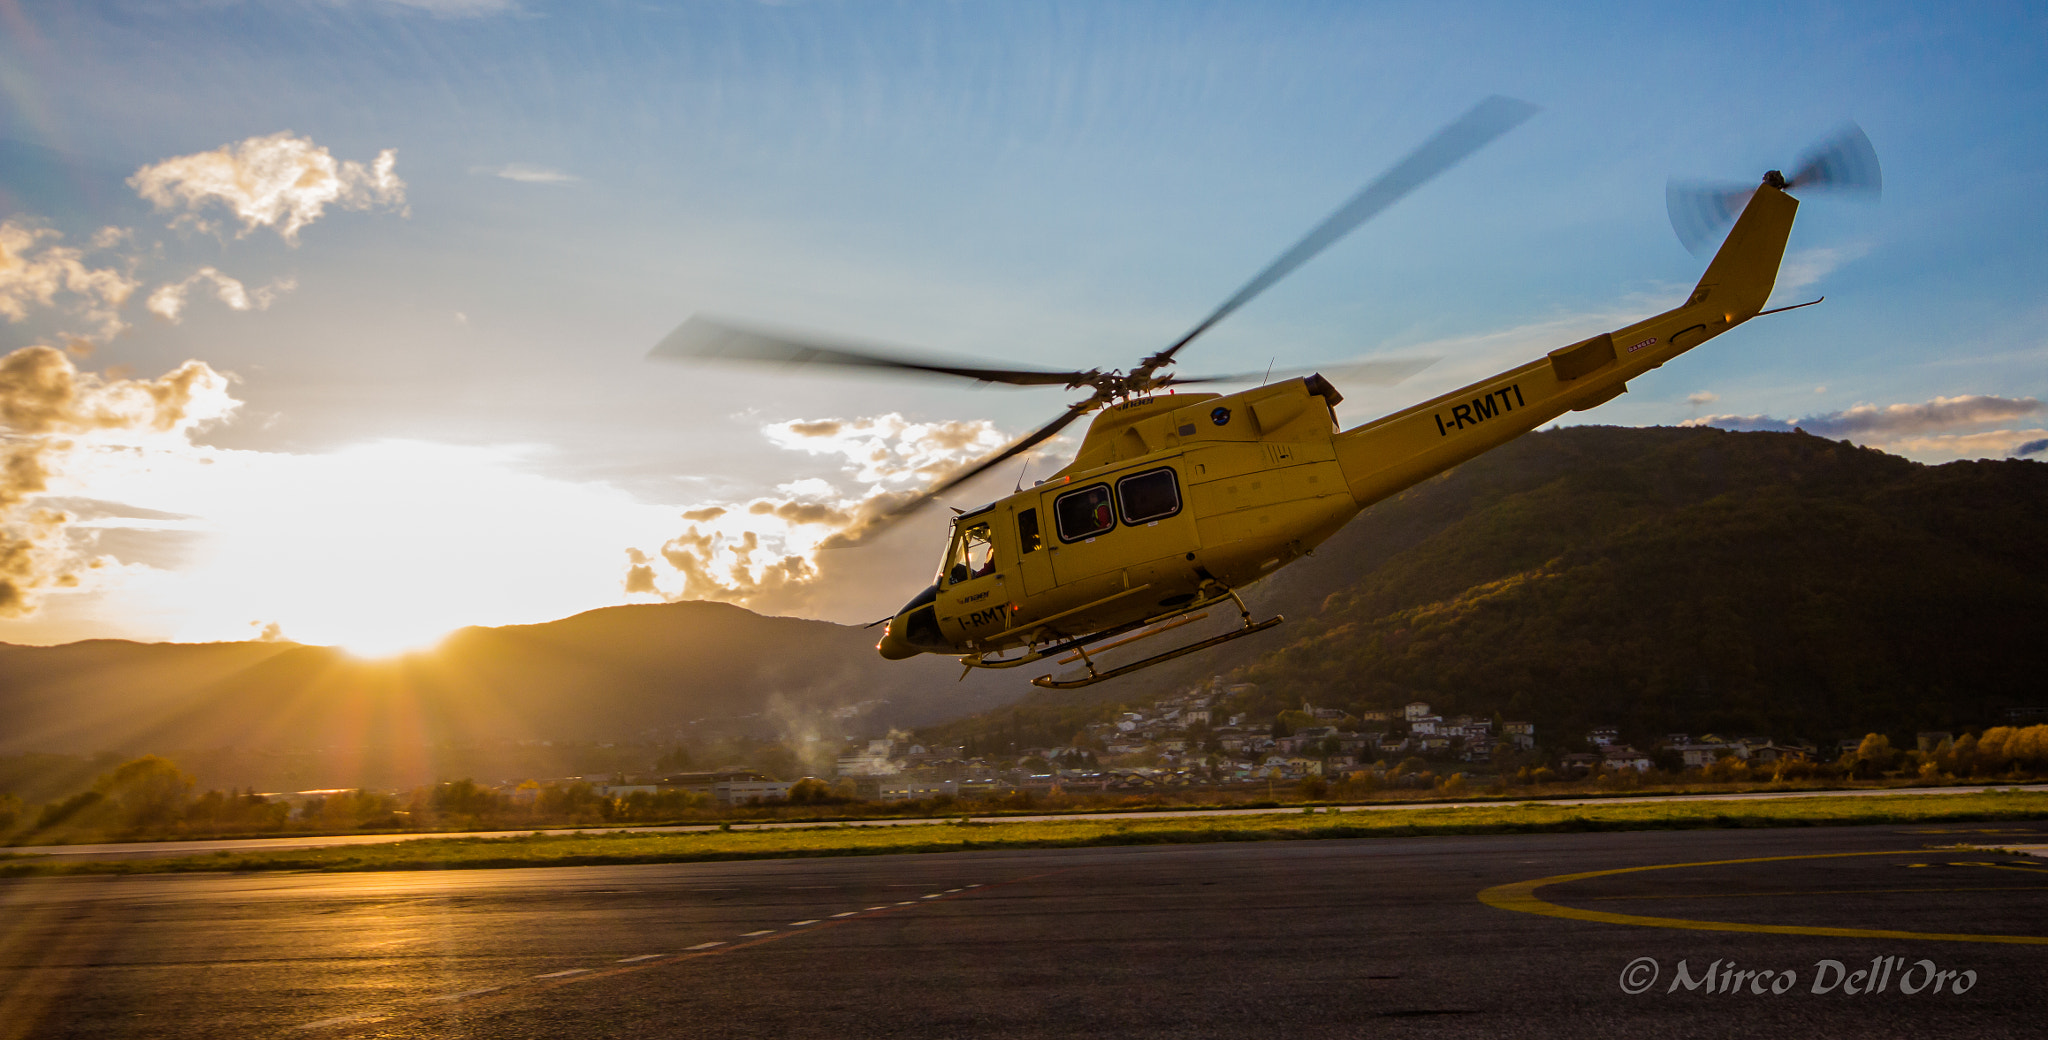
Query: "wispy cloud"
130 132 406 244
376 0 522 17
472 163 581 185
1771 244 1871 303
1684 394 2047 458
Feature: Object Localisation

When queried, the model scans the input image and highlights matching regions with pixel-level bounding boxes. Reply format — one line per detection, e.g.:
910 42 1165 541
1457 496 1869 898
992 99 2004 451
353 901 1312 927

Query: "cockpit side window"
946 519 998 585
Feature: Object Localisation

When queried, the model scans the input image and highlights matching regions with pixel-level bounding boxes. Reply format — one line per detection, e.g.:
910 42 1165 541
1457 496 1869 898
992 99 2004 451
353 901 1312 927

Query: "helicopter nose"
876 583 945 659
876 614 920 660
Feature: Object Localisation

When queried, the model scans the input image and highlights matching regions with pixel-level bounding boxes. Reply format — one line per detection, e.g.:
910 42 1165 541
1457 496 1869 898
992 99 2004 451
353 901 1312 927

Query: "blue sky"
1 0 2043 648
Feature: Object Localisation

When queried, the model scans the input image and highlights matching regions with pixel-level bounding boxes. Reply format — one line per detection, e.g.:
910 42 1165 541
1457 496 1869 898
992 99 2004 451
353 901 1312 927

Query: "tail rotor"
1666 122 1881 256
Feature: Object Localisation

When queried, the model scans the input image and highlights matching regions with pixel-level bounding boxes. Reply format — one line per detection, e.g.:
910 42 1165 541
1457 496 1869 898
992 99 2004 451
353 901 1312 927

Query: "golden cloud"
129 132 406 244
0 221 138 339
0 346 238 616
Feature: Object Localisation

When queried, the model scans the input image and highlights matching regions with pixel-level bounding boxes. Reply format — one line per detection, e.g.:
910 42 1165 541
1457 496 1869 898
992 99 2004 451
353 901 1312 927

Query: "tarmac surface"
3 822 2046 1039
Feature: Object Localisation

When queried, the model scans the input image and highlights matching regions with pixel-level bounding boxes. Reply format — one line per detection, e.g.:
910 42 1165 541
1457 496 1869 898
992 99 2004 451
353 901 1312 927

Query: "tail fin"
1689 181 1799 322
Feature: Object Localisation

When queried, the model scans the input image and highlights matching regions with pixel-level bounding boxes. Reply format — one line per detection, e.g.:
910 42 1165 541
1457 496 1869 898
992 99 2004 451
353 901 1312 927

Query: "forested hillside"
0 602 1024 793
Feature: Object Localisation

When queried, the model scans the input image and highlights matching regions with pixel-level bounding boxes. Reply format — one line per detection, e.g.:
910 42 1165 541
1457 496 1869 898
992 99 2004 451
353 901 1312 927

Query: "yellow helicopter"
656 100 1879 689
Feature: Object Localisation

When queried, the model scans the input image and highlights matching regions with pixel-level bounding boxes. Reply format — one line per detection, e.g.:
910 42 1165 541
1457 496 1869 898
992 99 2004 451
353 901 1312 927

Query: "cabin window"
946 519 998 584
1018 508 1042 553
1116 467 1181 524
1054 484 1115 542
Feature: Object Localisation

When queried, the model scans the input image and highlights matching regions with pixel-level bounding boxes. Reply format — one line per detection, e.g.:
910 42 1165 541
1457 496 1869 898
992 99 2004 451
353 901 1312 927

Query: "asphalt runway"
3 823 2046 1039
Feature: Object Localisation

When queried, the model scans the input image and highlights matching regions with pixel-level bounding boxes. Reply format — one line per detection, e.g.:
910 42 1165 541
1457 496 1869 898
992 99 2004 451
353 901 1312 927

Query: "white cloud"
762 413 1010 485
129 132 406 244
1686 391 1719 407
146 267 295 323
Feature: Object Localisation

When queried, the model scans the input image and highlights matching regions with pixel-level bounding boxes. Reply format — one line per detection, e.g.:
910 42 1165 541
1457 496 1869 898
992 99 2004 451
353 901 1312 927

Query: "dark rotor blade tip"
1142 95 1539 372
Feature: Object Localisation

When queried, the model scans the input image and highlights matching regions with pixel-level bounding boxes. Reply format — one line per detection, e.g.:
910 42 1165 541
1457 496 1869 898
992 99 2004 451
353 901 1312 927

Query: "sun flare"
40 439 688 652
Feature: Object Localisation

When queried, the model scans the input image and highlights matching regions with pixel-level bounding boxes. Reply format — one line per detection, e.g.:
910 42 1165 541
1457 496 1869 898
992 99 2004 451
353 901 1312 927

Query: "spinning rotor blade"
1666 121 1881 256
1788 122 1882 194
1137 95 1539 376
830 398 1098 545
651 316 1092 387
1665 180 1756 257
1168 355 1439 389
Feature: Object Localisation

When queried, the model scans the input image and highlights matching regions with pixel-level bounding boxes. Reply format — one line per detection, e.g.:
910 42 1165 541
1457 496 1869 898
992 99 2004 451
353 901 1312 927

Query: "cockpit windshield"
944 518 998 585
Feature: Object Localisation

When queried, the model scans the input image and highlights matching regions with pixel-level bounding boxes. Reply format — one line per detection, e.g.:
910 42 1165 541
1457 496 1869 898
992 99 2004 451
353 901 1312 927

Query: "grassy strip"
5 790 2043 877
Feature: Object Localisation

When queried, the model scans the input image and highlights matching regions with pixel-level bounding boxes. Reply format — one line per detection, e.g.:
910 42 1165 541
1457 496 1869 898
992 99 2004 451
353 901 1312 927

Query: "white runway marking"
921 893 942 899
788 919 820 926
895 901 915 906
430 986 505 1003
617 954 664 962
295 1013 387 1031
685 941 725 951
534 968 592 979
866 905 888 910
831 911 859 917
741 929 774 936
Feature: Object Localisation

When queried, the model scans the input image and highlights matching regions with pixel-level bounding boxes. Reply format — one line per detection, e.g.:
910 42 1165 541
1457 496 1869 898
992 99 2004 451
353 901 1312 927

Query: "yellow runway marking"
1478 850 2048 945
1976 862 2048 876
1585 883 2048 901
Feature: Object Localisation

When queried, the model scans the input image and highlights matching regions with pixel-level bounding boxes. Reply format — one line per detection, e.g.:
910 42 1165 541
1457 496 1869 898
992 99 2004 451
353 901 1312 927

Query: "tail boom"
1333 182 1799 509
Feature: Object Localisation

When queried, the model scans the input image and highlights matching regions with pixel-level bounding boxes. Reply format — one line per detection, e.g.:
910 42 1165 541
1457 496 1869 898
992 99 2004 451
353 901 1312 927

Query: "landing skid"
1029 587 1283 689
1028 613 1282 689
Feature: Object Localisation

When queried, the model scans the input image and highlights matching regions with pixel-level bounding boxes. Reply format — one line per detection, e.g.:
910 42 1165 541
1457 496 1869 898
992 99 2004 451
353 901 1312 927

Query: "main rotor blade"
1169 355 1439 388
830 399 1097 546
1139 95 1539 375
651 316 1091 387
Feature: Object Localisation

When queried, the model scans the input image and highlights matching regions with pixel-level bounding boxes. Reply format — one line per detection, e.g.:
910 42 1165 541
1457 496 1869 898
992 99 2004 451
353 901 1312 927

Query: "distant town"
673 678 2042 806
7 674 2045 846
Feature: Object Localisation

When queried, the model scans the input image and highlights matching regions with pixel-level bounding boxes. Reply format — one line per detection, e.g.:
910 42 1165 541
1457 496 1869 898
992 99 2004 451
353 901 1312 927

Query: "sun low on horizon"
2 2 2045 653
